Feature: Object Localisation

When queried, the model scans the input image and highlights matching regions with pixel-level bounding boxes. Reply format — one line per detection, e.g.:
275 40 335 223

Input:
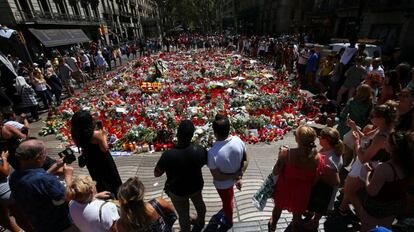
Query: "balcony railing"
14 11 101 25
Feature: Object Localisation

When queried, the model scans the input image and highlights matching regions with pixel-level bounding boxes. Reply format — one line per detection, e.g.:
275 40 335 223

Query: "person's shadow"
204 210 231 232
323 214 361 232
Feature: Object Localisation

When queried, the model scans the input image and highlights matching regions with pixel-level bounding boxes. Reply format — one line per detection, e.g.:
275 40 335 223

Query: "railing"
14 10 101 25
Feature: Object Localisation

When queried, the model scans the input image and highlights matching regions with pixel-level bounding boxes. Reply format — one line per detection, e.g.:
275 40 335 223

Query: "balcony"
14 11 101 26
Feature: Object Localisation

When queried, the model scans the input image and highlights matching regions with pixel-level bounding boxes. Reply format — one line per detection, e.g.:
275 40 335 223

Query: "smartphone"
58 148 76 164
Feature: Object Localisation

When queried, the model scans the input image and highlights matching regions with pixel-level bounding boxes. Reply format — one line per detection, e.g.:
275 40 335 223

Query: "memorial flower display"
40 49 319 152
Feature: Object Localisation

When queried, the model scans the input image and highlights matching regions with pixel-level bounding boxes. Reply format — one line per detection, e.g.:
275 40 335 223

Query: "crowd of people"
0 33 414 232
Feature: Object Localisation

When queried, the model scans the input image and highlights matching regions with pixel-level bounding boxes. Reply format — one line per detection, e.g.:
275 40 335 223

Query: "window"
18 0 32 16
82 3 90 17
72 4 80 15
93 8 99 18
39 0 50 12
55 0 67 14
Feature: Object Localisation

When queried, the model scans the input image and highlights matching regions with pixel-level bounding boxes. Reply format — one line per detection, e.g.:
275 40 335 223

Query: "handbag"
78 153 87 168
149 199 177 229
252 146 288 211
252 173 278 211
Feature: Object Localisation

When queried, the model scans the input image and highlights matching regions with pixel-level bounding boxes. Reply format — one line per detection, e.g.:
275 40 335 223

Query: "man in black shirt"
154 120 207 232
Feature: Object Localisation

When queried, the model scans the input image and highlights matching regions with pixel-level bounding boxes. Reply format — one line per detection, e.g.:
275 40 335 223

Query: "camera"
58 148 76 164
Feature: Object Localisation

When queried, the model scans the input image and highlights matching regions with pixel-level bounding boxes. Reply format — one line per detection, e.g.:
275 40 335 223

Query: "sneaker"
218 217 233 232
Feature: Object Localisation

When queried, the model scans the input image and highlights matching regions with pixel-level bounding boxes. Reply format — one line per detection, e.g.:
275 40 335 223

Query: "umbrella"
0 51 17 77
0 27 15 39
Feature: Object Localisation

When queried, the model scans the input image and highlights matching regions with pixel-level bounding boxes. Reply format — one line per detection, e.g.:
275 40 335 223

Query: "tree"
154 0 217 33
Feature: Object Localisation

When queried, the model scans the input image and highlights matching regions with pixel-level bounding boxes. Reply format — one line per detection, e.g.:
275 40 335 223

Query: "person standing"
94 51 108 76
80 51 91 79
305 48 319 89
207 114 249 231
154 120 207 232
45 67 63 106
65 53 85 87
57 58 74 96
70 110 122 196
268 126 322 232
14 76 39 121
337 57 368 104
31 68 52 109
102 47 112 71
367 58 385 80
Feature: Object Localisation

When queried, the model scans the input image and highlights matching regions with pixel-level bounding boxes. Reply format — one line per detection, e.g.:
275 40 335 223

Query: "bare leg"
292 213 302 232
269 206 282 231
0 206 21 232
340 176 363 214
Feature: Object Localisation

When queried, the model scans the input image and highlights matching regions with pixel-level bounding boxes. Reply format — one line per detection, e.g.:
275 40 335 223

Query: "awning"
0 51 17 77
28 28 90 47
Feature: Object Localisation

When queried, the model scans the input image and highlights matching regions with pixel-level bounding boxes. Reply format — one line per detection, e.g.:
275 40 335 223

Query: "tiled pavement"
25 65 334 231
30 116 334 232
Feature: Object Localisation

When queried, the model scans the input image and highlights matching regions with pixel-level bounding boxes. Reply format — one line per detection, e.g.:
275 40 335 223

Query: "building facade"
218 0 414 61
0 0 160 58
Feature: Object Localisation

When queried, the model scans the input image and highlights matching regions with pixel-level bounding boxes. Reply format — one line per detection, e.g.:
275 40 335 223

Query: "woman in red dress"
268 125 323 232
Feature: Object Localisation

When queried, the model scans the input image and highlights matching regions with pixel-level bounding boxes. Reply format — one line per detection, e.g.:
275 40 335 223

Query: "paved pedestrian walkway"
24 59 340 231
30 116 336 232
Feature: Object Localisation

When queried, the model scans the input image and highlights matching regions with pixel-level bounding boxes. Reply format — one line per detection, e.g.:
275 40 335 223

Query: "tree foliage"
155 0 217 32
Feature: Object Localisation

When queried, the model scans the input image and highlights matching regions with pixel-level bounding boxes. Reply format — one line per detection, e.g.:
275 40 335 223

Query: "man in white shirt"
367 58 385 79
208 114 249 231
80 51 91 73
65 52 84 84
297 45 309 83
340 43 358 66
